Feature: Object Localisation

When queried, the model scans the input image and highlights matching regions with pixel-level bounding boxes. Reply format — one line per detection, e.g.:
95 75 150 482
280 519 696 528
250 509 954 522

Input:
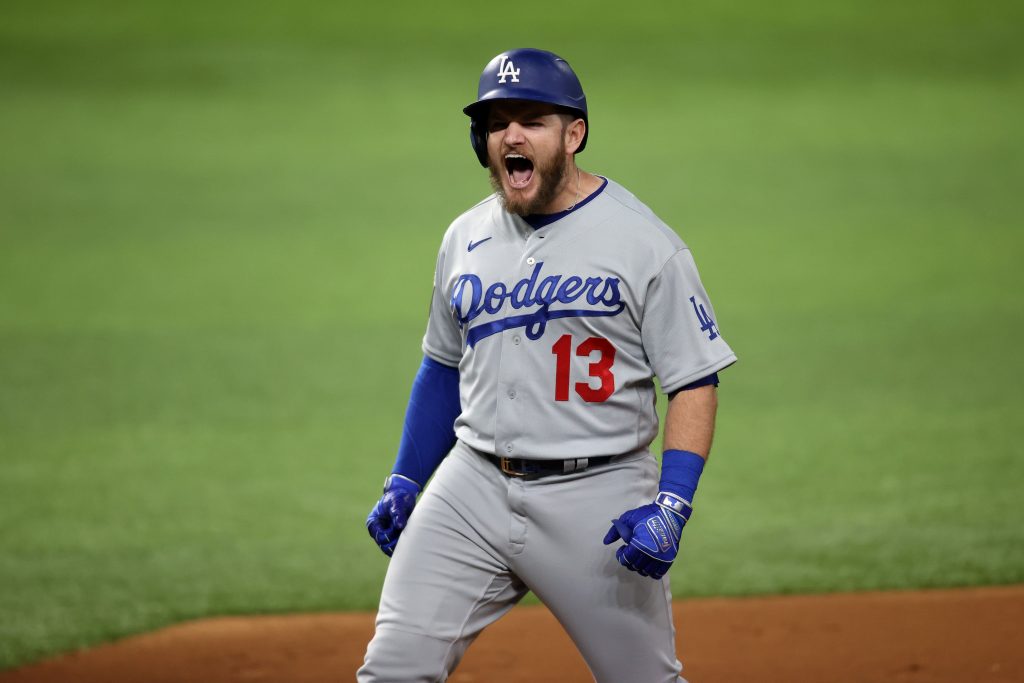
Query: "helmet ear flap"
469 119 488 167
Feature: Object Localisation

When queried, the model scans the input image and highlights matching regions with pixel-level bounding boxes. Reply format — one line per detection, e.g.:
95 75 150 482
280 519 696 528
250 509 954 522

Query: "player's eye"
489 120 509 133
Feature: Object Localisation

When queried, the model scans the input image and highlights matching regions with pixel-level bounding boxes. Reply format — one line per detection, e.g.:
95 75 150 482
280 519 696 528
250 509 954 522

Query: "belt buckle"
499 457 525 477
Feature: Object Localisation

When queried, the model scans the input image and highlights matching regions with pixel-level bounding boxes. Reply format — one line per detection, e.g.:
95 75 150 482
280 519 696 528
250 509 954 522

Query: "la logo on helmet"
497 56 520 83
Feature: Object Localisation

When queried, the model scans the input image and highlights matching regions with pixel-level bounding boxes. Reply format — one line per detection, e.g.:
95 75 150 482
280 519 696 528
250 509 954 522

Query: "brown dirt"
2 585 1022 683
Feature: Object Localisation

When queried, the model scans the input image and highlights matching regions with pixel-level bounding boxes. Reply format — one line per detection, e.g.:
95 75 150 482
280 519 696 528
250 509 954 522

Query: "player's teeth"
503 153 534 187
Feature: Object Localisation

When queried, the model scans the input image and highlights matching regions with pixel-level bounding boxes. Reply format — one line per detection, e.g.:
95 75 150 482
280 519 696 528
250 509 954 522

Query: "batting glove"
366 474 420 557
603 492 693 579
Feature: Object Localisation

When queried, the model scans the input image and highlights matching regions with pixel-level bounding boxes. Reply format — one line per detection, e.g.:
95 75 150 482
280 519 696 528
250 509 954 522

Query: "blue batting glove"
366 474 421 557
603 492 693 579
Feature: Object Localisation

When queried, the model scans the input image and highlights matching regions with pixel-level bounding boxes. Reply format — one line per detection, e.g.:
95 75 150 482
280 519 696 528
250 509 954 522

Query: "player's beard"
488 146 569 216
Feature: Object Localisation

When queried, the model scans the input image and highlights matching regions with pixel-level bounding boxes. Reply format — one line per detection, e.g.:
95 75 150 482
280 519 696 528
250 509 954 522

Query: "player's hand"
366 474 421 557
602 492 692 579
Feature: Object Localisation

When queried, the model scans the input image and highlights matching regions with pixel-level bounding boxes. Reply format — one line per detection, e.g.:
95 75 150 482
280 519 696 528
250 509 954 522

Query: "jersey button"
505 443 514 454
526 257 536 266
512 335 521 345
508 389 517 399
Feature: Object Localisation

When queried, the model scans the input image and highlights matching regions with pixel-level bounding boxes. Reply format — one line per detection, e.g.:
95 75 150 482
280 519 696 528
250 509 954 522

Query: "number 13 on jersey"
551 334 616 403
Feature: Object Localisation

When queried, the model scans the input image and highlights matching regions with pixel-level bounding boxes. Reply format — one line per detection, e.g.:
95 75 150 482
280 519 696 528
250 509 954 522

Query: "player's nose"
504 121 527 144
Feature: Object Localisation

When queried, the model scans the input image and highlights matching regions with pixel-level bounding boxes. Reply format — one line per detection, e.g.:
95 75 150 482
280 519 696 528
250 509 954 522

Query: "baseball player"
358 48 736 683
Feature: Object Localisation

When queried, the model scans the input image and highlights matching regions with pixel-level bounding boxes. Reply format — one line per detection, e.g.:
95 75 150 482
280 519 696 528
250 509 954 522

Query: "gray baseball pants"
357 440 687 683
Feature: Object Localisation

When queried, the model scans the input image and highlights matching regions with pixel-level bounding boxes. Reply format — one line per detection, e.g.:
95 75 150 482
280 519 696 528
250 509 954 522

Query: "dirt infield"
2 585 1021 683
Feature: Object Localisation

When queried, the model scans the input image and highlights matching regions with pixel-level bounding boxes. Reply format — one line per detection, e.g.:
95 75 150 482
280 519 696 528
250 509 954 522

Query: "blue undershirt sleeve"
391 356 461 487
667 372 719 400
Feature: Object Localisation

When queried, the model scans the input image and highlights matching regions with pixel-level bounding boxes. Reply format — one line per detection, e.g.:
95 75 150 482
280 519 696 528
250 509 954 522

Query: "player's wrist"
655 491 693 524
384 473 422 494
659 449 705 507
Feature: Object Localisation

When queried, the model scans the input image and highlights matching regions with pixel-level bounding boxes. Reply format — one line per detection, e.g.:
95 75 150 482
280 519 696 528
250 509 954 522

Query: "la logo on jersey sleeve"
689 296 719 341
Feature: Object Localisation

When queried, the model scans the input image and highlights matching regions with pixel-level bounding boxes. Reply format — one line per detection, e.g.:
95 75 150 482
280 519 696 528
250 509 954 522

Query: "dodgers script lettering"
450 262 626 347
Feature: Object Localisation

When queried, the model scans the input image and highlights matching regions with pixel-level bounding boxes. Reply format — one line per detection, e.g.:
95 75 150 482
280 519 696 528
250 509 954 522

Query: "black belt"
485 453 615 478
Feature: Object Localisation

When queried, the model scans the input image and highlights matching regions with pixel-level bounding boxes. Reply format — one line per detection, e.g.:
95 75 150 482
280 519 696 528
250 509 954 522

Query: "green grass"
2 0 1023 670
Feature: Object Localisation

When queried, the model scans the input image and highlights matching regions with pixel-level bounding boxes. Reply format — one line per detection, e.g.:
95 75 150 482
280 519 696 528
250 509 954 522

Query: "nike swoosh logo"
467 237 493 252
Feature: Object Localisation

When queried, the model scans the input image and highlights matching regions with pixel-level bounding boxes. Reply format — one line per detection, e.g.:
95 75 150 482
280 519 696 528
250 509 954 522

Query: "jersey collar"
521 176 609 230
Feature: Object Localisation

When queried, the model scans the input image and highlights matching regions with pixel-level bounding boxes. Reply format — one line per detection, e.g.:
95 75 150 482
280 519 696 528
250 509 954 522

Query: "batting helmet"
463 48 589 167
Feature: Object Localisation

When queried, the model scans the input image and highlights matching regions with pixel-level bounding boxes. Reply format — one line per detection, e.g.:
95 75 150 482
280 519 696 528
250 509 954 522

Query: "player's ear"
563 117 586 155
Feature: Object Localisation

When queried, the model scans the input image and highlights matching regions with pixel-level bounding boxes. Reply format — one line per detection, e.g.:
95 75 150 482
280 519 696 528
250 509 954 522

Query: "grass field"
2 0 1023 671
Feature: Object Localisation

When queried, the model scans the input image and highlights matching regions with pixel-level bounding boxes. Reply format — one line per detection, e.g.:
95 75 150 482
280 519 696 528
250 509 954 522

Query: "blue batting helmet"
463 48 589 167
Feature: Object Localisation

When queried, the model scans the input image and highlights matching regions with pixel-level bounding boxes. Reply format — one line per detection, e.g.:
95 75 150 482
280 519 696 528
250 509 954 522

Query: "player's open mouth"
504 153 534 189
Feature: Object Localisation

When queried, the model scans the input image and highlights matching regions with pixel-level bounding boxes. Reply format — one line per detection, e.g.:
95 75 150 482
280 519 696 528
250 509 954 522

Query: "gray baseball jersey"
359 178 735 683
422 177 737 459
